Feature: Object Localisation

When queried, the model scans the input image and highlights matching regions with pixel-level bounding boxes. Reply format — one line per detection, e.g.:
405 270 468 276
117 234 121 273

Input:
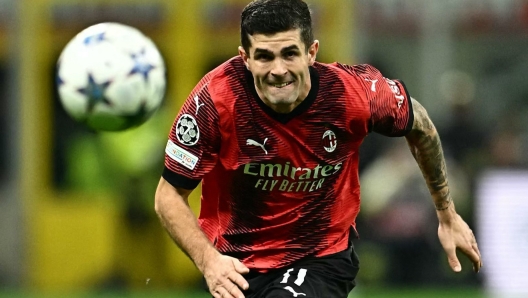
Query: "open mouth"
271 82 293 88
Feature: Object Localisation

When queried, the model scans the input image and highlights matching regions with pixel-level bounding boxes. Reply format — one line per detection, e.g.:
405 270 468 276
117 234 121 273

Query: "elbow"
154 187 163 217
154 179 169 217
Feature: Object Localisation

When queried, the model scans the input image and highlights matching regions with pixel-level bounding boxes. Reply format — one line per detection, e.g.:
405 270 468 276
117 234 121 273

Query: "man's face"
239 29 318 113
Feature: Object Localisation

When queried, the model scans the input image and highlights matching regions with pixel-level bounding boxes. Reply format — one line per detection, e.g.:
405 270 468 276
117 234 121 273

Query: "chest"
218 105 365 171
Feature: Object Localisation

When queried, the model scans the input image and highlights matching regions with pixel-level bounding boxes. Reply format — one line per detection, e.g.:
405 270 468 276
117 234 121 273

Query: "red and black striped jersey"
163 56 413 272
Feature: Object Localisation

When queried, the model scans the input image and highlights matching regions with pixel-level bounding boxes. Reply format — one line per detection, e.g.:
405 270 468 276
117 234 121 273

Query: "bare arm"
404 98 482 273
154 177 218 271
154 177 249 298
404 98 452 212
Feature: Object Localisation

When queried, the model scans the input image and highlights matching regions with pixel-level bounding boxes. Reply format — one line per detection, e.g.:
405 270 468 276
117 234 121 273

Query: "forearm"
405 99 454 216
154 178 219 273
403 100 482 273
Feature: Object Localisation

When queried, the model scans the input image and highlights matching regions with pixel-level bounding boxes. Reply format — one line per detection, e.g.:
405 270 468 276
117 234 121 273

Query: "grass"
0 287 487 298
353 287 487 298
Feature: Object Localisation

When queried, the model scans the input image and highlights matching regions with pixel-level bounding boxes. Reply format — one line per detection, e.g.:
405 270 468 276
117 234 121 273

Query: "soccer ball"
56 22 166 131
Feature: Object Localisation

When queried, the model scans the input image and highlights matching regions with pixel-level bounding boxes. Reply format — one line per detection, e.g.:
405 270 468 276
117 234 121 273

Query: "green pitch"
0 287 486 298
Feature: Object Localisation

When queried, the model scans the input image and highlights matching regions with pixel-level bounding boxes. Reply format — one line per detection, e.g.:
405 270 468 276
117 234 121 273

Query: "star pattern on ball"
77 73 112 113
56 62 65 86
129 48 155 82
56 75 65 87
83 32 106 45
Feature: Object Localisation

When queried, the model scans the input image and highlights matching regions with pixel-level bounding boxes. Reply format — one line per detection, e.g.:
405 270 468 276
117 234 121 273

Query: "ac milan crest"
322 130 337 152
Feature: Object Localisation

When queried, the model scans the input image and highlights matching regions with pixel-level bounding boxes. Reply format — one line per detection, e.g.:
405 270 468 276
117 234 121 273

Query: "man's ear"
308 40 319 65
238 46 250 70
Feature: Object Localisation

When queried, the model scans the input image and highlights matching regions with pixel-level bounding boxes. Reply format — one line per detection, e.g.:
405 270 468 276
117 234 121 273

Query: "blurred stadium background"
1 0 528 297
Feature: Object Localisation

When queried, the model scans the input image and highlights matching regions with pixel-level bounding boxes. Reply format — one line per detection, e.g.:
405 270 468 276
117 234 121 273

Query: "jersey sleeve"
163 75 221 189
342 64 414 137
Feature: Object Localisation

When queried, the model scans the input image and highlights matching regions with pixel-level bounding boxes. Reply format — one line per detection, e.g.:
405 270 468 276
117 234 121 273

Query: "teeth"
273 82 290 88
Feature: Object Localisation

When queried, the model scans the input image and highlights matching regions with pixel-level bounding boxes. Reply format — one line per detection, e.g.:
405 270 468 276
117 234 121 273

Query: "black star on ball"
77 73 112 113
129 48 155 82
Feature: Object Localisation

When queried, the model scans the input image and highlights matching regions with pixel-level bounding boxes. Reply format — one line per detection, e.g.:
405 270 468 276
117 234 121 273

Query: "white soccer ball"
56 22 166 131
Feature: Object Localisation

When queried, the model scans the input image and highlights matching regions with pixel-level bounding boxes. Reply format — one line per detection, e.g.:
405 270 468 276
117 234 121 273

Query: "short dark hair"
240 0 314 56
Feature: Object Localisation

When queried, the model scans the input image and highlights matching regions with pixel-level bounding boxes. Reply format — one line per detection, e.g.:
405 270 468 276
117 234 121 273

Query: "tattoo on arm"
405 98 452 211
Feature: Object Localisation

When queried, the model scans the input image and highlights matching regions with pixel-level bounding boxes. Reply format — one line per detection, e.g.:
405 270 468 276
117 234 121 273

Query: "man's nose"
270 58 287 76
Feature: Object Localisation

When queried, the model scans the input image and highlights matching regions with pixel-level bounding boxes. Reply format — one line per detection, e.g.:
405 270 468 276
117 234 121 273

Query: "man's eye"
256 55 272 61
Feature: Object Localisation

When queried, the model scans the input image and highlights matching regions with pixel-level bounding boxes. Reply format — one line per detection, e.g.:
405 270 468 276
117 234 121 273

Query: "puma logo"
284 286 306 297
365 79 378 92
194 95 205 115
246 138 268 155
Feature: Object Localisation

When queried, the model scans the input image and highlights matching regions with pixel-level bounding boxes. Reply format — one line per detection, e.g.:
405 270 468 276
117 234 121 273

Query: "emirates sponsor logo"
243 161 342 192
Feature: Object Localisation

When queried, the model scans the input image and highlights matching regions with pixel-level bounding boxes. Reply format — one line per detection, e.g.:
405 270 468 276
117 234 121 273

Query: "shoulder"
313 62 383 98
312 62 384 90
317 62 382 79
189 56 247 102
206 56 247 89
192 57 250 120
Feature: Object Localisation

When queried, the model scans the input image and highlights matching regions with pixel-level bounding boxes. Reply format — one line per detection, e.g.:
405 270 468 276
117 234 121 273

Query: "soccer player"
154 0 483 297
